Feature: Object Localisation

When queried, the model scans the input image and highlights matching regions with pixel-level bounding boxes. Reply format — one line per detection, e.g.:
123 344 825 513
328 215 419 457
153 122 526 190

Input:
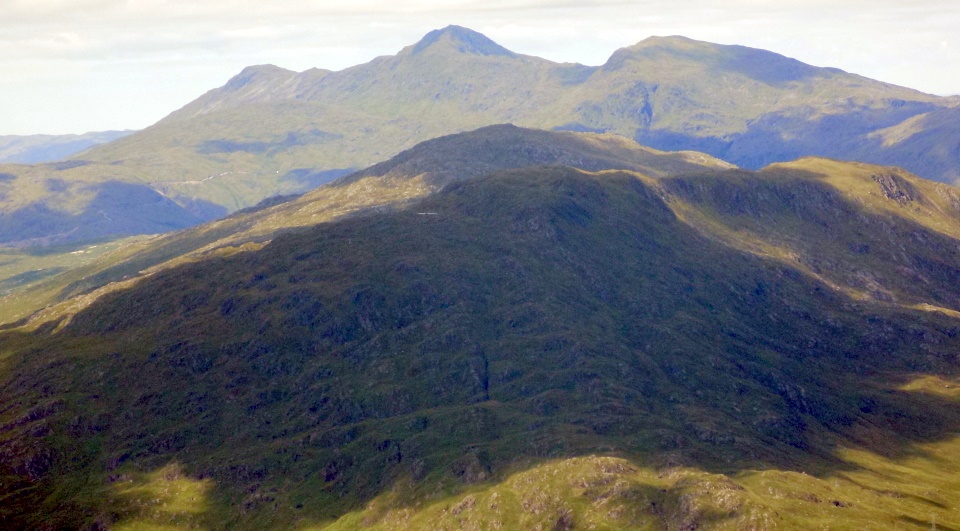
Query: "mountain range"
3 25 960 529
0 130 133 165
2 125 960 528
0 125 734 325
1 26 959 248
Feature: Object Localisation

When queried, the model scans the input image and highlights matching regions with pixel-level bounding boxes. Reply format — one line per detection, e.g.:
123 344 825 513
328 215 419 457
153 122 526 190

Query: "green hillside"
0 126 732 326
2 129 959 528
856 103 960 184
2 26 956 248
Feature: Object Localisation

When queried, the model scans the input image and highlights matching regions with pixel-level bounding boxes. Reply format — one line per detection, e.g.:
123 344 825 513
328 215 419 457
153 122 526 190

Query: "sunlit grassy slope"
2 26 957 246
0 237 151 324
2 130 960 528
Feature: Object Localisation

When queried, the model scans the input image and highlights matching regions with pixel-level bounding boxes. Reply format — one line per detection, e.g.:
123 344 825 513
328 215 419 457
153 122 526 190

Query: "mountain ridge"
0 26 957 252
606 34 845 83
0 125 734 327
4 26 960 529
2 139 960 526
7 124 960 333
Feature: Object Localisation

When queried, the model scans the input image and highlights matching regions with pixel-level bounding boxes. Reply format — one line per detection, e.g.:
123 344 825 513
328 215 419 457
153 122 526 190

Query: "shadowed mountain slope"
1 138 960 527
856 104 960 184
1 125 732 326
0 130 133 165
2 26 957 247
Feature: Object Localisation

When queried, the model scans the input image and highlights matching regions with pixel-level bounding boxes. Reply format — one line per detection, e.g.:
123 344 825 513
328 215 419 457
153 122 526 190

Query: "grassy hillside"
1 155 960 528
0 126 733 326
0 237 152 325
2 26 956 247
858 104 960 184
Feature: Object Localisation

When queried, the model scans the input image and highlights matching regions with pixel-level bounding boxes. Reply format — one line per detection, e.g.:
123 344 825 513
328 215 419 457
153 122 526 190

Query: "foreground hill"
1 129 959 528
1 125 732 325
2 26 957 247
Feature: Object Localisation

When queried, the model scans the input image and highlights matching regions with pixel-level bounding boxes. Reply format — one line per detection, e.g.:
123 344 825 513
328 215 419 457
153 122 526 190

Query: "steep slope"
1 150 960 528
664 157 960 312
858 104 960 184
3 26 955 247
1 125 732 325
605 37 953 170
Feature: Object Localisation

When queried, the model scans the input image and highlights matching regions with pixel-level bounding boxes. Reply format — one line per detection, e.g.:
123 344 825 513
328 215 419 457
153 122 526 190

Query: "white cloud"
1 1 959 134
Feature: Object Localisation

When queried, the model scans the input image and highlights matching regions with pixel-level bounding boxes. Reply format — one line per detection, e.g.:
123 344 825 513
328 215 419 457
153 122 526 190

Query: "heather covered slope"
2 26 957 247
1 163 959 528
0 125 733 325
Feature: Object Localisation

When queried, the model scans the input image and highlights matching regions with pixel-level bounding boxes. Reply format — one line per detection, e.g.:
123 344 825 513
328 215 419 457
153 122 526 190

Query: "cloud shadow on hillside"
0 181 225 247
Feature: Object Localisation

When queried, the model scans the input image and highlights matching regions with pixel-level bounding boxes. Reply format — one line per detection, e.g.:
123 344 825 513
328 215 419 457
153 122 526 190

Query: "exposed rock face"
872 172 919 204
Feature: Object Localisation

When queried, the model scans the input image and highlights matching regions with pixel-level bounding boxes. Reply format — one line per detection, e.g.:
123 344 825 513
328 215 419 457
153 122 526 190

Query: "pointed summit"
409 25 516 57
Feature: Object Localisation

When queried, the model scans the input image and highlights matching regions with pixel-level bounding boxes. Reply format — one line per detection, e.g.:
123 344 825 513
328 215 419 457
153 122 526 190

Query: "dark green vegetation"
2 25 959 247
0 125 732 325
1 127 959 528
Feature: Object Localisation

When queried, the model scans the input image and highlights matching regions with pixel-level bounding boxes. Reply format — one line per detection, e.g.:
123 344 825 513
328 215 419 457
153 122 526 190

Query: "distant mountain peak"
604 35 835 85
607 35 727 61
408 25 516 57
223 64 295 92
636 35 698 46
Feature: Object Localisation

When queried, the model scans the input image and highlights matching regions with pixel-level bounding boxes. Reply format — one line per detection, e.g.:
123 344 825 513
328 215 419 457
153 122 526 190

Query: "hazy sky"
3 0 958 135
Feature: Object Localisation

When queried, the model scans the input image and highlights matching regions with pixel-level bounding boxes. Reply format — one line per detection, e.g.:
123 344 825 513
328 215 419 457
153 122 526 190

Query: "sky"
2 0 959 136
